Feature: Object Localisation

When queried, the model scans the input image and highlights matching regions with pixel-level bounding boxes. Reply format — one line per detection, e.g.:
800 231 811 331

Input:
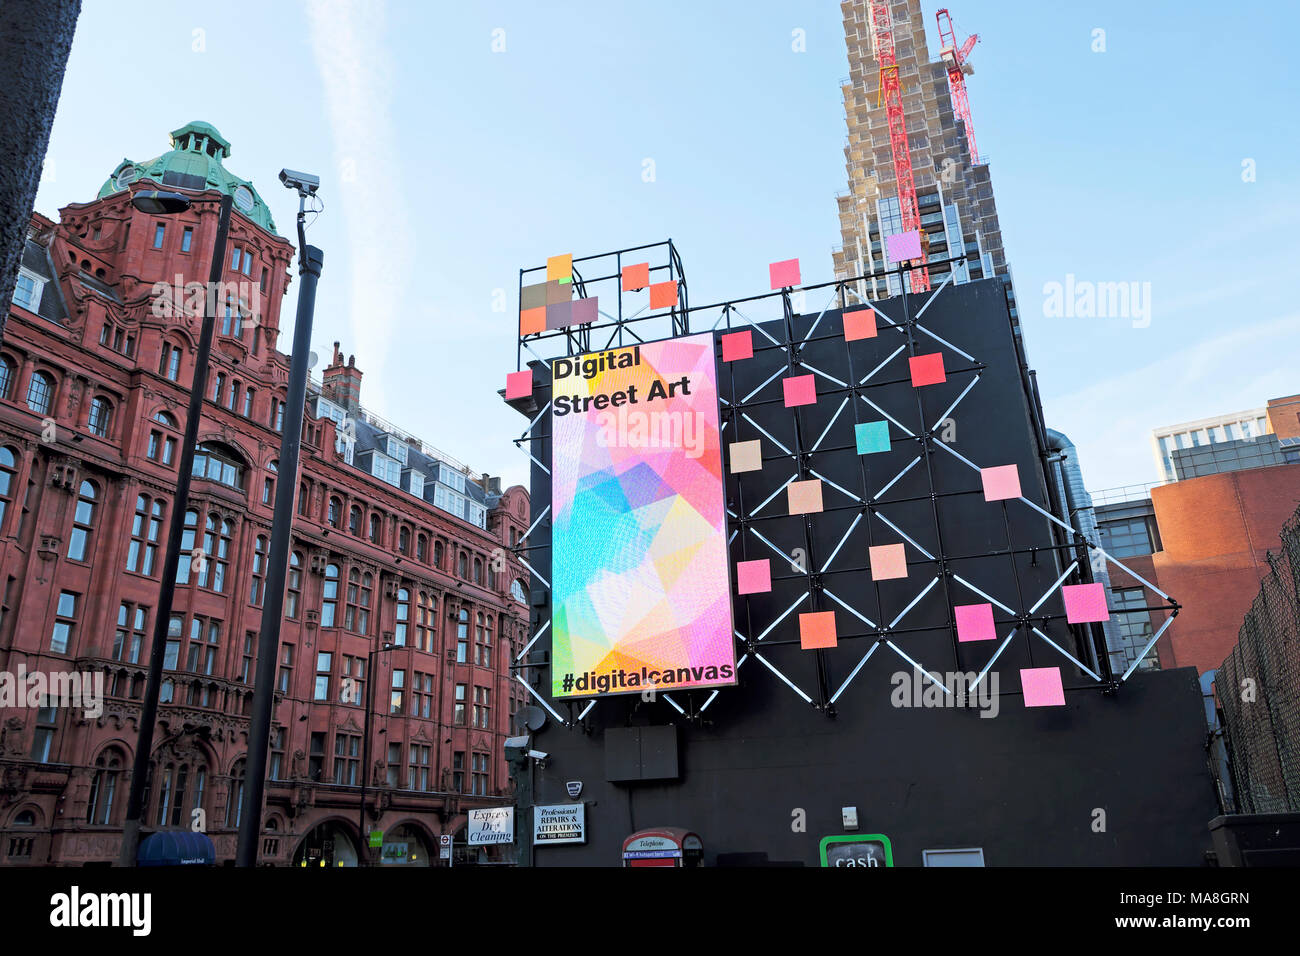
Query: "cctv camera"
527 749 548 761
279 168 320 196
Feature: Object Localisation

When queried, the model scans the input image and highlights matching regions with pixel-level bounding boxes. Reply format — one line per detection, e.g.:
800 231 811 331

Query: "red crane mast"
936 8 980 163
868 0 928 292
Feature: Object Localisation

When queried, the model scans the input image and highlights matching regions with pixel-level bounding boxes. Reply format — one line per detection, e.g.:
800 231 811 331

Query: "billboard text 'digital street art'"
550 333 736 698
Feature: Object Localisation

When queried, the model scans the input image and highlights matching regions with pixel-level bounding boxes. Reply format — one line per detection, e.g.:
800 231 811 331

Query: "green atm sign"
819 835 893 867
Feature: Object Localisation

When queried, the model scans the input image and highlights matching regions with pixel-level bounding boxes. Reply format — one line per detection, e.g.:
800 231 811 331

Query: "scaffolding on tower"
869 0 928 293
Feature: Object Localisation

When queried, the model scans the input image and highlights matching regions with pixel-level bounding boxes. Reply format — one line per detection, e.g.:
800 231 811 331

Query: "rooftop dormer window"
13 268 44 312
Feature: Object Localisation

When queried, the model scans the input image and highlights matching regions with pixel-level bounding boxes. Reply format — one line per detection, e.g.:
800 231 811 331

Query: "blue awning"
137 830 216 866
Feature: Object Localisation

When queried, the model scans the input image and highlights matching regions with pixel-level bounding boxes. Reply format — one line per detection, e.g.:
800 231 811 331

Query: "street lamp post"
236 178 323 866
117 189 233 867
358 642 397 866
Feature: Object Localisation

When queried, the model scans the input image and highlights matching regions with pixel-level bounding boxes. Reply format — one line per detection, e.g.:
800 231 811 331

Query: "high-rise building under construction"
832 0 1019 335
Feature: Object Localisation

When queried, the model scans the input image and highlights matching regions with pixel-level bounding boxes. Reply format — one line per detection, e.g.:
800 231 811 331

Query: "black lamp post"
117 189 232 867
357 642 397 866
236 174 324 866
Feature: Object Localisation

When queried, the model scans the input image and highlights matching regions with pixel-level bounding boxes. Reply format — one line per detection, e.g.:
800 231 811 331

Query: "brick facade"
0 157 530 865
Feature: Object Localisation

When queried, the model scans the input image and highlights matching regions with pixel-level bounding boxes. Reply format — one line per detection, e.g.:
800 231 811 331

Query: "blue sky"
35 0 1300 492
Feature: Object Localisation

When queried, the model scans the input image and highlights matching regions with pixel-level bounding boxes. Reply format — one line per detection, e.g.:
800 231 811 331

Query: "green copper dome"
98 121 277 234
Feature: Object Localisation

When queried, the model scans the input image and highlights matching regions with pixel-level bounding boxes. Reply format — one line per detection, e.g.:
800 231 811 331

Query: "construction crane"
868 0 928 292
936 8 980 163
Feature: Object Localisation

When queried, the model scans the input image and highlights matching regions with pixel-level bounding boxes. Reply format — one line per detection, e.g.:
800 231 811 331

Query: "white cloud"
303 0 411 410
1041 311 1300 492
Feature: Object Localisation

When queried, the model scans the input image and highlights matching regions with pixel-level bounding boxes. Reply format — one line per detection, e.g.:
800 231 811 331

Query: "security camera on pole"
236 169 324 867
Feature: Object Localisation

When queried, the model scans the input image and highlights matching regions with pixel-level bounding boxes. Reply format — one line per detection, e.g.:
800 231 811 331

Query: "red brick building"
0 123 531 866
1094 399 1300 678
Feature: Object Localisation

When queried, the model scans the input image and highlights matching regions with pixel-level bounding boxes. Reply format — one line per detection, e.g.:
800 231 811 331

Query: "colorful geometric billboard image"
550 332 736 698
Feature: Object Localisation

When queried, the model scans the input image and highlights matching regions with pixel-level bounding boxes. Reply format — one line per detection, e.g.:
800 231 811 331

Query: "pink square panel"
505 370 532 400
769 258 801 289
981 464 1022 502
886 230 922 261
783 374 817 408
721 330 753 362
954 603 996 643
1021 667 1066 707
736 559 772 595
909 352 946 387
1062 583 1109 623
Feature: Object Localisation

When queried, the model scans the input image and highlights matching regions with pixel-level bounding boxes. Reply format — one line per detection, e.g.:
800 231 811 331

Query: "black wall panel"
517 278 1217 866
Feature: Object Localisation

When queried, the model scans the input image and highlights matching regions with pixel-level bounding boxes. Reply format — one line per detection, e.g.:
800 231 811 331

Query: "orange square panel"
843 307 877 341
622 262 650 291
519 307 546 335
799 611 838 650
649 280 677 310
547 253 572 283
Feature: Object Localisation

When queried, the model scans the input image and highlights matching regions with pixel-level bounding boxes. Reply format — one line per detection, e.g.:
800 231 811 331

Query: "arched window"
26 371 54 415
417 591 436 652
176 509 200 584
456 609 469 663
88 396 113 437
154 410 178 428
242 387 255 418
475 612 489 665
86 747 125 825
394 588 410 646
192 442 245 489
321 563 340 627
0 355 14 399
159 342 182 381
398 526 410 554
151 758 207 828
0 446 17 532
434 540 444 569
199 514 233 592
349 505 362 536
328 497 342 528
263 459 277 506
226 759 245 829
511 578 527 605
368 513 381 544
416 534 428 563
127 495 165 575
67 480 97 561
457 551 467 578
286 551 302 619
213 372 225 403
250 535 267 606
345 569 372 634
297 481 310 516
473 557 484 585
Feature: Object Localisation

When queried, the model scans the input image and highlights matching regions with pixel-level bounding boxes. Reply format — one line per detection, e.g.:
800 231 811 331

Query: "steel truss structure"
503 241 1179 730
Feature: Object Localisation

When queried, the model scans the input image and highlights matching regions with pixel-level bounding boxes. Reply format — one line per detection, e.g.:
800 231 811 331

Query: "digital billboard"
550 333 735 698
